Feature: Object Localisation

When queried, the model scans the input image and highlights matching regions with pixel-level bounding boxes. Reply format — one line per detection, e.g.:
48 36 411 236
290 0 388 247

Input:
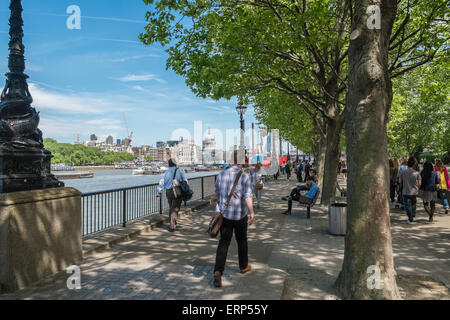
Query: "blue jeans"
403 195 417 222
443 199 449 209
255 189 262 206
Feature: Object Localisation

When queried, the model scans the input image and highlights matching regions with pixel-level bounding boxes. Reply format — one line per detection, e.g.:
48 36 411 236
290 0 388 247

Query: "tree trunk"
335 0 401 299
321 116 344 205
311 134 326 190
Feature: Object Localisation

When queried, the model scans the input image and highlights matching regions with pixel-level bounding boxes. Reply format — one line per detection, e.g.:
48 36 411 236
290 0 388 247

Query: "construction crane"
122 113 133 146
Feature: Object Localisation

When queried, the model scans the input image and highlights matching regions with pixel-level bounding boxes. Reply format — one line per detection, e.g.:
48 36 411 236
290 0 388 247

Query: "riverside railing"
81 173 218 238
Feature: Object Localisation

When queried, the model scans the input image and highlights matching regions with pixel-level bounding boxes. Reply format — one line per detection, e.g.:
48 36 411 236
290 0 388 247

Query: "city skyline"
0 0 258 147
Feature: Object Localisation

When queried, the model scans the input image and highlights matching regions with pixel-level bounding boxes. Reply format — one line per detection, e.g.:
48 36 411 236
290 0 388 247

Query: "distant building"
157 148 170 162
172 138 201 165
90 134 98 142
116 139 121 146
166 140 180 148
122 138 132 147
156 141 166 149
202 129 223 164
106 135 114 145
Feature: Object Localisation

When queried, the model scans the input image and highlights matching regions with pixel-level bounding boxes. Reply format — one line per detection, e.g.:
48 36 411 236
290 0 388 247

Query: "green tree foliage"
253 89 317 155
145 155 155 162
44 139 135 166
388 60 450 158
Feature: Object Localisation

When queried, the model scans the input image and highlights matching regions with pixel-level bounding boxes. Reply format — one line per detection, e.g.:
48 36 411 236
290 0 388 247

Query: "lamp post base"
0 146 64 193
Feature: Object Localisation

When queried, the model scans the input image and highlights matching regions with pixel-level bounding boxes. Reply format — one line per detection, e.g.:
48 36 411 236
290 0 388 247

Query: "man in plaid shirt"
213 151 255 288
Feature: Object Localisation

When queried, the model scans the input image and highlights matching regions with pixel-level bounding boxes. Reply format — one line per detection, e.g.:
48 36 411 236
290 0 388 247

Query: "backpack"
180 179 194 201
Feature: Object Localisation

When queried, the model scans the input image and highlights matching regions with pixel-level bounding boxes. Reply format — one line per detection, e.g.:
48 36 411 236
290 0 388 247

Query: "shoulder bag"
172 168 183 199
207 170 243 238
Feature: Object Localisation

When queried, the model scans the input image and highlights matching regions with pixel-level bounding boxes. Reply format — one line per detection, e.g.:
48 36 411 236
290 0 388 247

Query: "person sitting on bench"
281 176 319 215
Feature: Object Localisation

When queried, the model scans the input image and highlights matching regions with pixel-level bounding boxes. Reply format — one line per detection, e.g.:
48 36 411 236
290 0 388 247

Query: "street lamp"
0 0 63 193
236 98 247 164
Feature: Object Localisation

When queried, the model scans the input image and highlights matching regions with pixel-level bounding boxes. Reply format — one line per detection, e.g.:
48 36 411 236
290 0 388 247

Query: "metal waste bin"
328 197 347 235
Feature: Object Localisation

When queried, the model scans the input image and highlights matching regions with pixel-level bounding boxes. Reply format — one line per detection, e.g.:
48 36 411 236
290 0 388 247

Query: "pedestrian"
309 168 318 183
156 158 188 232
399 156 422 224
213 151 255 288
389 158 399 203
397 158 408 210
434 158 449 214
341 160 348 179
281 162 286 175
304 161 311 182
285 161 292 180
419 161 440 222
297 161 304 182
251 163 264 209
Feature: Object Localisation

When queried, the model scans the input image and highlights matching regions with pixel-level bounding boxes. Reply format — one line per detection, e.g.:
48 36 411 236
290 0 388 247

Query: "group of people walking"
156 154 448 289
389 156 449 223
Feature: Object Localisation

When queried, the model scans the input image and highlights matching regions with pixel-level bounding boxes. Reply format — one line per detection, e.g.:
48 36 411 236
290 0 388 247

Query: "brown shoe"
214 271 222 287
240 265 252 274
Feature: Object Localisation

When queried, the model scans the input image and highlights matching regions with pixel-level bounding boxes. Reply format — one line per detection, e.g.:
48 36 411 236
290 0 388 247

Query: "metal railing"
81 174 218 238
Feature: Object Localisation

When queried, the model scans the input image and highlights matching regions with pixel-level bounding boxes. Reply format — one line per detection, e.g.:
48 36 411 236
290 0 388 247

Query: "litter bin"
328 197 347 236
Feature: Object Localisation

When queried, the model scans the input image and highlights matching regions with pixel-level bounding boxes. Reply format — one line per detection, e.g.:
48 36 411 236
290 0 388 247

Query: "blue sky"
0 0 257 148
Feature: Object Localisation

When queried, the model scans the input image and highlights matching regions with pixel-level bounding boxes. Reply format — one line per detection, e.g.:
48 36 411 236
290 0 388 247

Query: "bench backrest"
311 187 320 206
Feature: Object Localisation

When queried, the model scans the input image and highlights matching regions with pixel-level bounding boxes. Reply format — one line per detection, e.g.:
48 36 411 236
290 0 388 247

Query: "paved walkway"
1 177 449 300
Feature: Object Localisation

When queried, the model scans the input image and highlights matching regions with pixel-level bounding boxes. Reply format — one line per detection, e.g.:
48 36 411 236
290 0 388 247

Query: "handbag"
255 183 264 190
172 168 182 199
437 188 446 200
207 170 243 238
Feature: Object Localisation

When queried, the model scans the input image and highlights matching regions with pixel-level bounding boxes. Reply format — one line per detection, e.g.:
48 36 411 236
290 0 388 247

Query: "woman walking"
156 158 188 232
340 160 348 179
434 158 449 214
420 161 440 222
252 163 264 209
389 158 399 203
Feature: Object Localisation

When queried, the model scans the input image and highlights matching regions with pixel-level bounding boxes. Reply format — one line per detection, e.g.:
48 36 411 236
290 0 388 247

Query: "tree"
334 0 402 300
44 139 135 165
140 0 449 299
140 0 351 204
145 155 155 162
388 61 450 157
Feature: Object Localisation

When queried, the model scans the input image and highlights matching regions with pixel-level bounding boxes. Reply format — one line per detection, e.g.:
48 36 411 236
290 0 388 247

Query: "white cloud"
40 116 123 141
116 74 166 83
29 83 128 114
109 54 160 63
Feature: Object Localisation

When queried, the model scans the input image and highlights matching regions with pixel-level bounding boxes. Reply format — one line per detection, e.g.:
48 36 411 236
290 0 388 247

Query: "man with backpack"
156 158 189 232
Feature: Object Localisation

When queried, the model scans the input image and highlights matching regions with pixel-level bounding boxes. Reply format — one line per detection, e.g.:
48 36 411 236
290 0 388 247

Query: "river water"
62 169 221 193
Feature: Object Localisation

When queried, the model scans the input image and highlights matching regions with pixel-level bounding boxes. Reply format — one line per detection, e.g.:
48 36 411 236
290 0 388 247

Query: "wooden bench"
298 187 321 219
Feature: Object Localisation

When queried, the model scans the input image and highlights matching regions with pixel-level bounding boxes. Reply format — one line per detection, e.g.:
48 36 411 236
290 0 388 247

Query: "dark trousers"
214 216 249 275
286 187 312 211
390 181 396 202
166 189 182 228
403 195 417 222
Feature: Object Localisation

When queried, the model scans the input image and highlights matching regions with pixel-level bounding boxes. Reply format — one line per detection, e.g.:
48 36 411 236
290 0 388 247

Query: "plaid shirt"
215 166 253 221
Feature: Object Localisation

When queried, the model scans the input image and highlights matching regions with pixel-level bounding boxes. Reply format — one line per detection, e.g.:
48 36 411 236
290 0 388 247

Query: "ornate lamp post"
235 98 247 165
0 0 63 193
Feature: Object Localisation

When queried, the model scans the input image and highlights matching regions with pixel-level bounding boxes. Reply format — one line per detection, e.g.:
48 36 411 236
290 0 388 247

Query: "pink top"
435 166 450 189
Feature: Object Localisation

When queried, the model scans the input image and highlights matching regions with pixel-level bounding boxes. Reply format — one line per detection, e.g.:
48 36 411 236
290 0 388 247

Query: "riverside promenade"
1 177 449 300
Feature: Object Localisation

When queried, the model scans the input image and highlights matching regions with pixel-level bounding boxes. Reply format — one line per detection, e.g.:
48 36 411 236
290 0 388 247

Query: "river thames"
62 169 222 193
